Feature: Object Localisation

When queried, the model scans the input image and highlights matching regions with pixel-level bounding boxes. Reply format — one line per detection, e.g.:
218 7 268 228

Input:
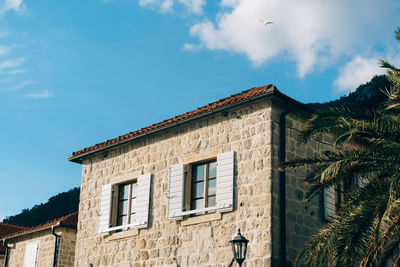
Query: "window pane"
118 200 128 216
192 181 204 199
192 198 204 210
208 179 216 196
193 164 205 182
208 196 216 207
131 183 137 197
129 214 136 224
117 215 127 226
130 198 136 212
119 184 130 200
208 162 216 178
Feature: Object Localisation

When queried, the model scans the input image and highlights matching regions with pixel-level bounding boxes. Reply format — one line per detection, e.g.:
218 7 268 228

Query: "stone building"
3 211 78 267
68 85 334 266
0 222 27 266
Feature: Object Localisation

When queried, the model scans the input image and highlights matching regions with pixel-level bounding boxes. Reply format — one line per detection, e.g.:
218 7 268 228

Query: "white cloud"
139 0 173 13
10 79 35 91
0 58 26 74
220 0 241 7
334 56 385 93
0 45 11 56
188 0 399 78
182 42 202 51
177 0 205 14
0 58 24 70
5 68 27 74
138 0 205 14
25 90 54 99
0 0 25 15
334 51 400 93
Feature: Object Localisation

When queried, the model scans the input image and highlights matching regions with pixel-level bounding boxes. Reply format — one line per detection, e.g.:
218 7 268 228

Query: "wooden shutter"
24 242 38 267
216 151 234 212
324 186 336 220
98 184 113 235
167 164 184 220
135 173 152 229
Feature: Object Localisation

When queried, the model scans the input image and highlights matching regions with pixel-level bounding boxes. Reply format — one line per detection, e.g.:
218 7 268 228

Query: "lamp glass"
230 229 249 265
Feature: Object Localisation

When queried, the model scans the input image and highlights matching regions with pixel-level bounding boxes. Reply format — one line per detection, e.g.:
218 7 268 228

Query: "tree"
282 28 400 267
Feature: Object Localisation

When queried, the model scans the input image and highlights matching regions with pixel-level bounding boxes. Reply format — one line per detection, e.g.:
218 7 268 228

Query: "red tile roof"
0 223 28 254
0 222 27 238
2 211 78 241
69 84 310 162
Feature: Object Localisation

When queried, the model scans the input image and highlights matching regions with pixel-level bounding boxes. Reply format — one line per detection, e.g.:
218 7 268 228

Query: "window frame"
111 179 138 229
185 158 217 216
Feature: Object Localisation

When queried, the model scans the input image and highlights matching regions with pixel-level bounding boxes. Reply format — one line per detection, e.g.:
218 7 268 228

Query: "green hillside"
3 187 80 227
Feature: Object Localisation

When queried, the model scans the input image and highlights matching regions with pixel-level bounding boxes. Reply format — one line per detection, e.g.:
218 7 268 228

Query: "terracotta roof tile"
69 85 278 160
0 222 27 238
2 211 78 240
0 223 28 254
69 84 310 162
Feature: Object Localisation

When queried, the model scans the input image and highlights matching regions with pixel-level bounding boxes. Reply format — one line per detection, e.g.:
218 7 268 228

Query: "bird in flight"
258 18 273 26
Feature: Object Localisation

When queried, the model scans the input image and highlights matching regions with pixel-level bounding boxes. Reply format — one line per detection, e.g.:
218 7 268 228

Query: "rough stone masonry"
73 93 331 267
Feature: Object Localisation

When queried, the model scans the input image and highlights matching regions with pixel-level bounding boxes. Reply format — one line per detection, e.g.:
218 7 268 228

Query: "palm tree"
282 28 400 267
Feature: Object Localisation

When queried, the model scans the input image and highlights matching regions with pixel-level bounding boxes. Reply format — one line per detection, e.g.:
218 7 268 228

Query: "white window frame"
98 173 151 235
167 151 234 220
114 181 137 227
185 160 217 216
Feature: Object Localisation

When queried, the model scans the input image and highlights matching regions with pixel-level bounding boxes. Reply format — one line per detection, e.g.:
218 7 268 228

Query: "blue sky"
0 0 399 220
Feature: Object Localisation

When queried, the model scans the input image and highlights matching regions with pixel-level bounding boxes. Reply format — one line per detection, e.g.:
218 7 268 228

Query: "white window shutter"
324 186 336 220
98 184 113 235
135 173 152 229
216 151 235 213
24 242 38 267
357 176 368 188
167 164 184 220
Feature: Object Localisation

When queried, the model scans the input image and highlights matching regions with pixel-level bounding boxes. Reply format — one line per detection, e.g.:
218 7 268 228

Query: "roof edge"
68 85 312 163
2 211 78 240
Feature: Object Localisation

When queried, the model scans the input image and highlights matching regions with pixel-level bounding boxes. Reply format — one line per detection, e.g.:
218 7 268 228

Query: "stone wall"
270 99 332 266
6 227 76 267
75 99 274 267
0 254 4 267
58 228 77 267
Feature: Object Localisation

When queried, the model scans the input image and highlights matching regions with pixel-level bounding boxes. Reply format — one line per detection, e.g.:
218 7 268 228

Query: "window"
324 182 345 220
167 151 235 221
98 173 151 235
116 182 137 226
189 161 217 215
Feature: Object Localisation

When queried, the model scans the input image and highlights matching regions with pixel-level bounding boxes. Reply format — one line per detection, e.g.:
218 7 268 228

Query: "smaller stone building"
2 212 78 267
0 222 27 266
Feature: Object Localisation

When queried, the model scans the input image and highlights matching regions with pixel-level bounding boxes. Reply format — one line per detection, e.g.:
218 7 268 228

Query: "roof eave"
3 222 61 241
68 87 312 163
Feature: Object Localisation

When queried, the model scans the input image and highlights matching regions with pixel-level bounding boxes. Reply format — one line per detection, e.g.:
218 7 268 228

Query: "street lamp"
230 229 249 267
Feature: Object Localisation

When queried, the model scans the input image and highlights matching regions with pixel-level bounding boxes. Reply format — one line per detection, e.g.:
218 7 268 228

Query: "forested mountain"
307 75 390 109
3 187 80 227
2 75 390 227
